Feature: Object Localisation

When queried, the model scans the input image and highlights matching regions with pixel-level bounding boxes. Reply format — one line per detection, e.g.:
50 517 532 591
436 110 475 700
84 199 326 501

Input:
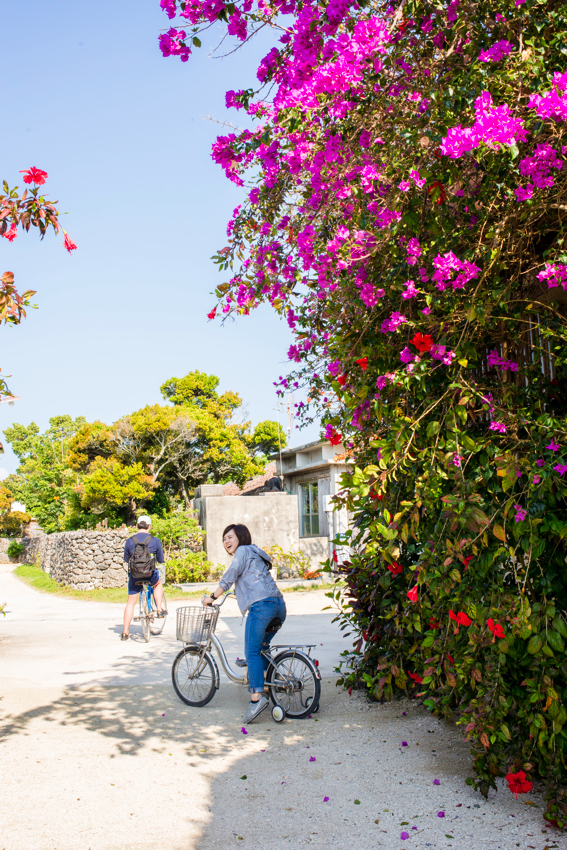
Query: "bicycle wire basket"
176 606 219 643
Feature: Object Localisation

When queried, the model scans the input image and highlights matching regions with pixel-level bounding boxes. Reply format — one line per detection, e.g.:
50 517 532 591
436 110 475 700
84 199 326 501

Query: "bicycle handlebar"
202 590 235 609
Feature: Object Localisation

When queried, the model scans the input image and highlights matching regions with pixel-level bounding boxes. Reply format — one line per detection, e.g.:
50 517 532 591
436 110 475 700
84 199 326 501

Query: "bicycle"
132 581 168 642
171 591 321 722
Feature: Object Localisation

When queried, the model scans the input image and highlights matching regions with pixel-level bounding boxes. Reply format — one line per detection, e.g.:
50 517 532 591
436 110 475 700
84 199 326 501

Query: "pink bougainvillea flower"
356 357 368 370
433 778 440 785
407 585 418 603
489 421 506 433
532 474 542 484
63 231 77 253
546 440 560 451
309 756 316 762
241 727 248 735
401 741 408 747
513 505 527 522
20 166 48 185
487 618 505 639
400 832 409 840
535 459 545 467
438 811 445 817
207 308 217 320
323 796 329 802
554 464 567 476
506 770 533 798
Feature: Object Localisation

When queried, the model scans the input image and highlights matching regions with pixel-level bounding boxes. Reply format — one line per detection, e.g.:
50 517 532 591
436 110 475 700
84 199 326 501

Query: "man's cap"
137 514 152 527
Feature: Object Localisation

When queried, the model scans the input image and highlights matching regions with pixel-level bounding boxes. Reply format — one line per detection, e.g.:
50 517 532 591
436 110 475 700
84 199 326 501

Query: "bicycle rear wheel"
150 591 167 635
172 647 217 707
140 591 150 642
267 651 321 719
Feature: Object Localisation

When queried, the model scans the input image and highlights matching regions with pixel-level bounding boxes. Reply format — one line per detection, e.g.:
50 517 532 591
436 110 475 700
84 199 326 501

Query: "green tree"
80 457 154 522
4 415 86 532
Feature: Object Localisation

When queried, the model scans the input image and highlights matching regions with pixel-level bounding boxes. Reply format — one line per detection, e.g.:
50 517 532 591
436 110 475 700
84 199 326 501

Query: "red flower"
63 232 77 253
356 357 368 370
506 771 533 799
411 332 434 354
207 308 217 320
3 223 17 242
387 561 403 576
408 671 423 684
337 374 347 387
407 585 418 603
463 555 473 569
449 610 472 626
427 180 447 204
332 550 338 563
20 167 48 185
487 618 505 639
429 617 440 629
446 654 454 664
328 430 342 446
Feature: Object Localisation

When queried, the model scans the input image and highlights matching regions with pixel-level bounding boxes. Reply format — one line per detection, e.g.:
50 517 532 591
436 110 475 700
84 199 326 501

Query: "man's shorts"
128 568 160 595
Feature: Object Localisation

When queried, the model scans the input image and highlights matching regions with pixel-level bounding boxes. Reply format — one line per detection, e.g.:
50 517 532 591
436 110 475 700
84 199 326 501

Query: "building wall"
23 529 131 590
195 492 326 570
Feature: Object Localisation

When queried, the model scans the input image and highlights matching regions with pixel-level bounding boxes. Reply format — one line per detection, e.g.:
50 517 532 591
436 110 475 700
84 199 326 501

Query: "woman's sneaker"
243 695 269 724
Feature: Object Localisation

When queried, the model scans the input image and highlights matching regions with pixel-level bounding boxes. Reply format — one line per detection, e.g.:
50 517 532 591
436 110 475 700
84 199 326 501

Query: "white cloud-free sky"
0 1 318 474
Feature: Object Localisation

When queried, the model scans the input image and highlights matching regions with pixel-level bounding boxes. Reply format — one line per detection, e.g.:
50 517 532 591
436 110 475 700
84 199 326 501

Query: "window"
300 481 319 537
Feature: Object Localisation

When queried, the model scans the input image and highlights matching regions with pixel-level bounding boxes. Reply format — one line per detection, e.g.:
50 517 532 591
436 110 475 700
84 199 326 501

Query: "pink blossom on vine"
479 40 512 63
360 284 385 307
440 91 527 158
451 454 463 467
487 350 519 372
513 505 527 522
400 346 415 364
406 237 421 265
402 280 419 299
532 474 542 484
537 262 567 290
432 252 480 291
554 464 567 476
535 459 545 467
381 312 407 333
159 27 191 61
489 421 507 433
328 360 342 376
430 344 455 365
528 72 567 121
546 440 560 451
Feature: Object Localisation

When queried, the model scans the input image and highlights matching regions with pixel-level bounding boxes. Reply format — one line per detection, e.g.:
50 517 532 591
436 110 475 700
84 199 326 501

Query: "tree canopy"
5 371 285 529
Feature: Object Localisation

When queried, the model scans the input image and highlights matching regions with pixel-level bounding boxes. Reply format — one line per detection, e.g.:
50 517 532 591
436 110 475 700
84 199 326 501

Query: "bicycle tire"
140 591 150 642
172 647 217 707
150 591 167 635
267 650 321 719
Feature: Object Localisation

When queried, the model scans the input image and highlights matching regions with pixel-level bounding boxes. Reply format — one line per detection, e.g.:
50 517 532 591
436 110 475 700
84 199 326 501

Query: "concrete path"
0 565 555 850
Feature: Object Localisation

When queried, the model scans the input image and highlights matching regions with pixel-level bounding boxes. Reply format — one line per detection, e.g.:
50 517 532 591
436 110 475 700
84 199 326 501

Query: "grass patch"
13 564 343 604
13 563 193 603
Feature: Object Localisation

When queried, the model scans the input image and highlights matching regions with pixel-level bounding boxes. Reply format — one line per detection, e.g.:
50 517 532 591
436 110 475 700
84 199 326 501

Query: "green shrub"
263 544 312 578
0 511 30 537
148 511 205 559
165 551 223 584
6 540 25 559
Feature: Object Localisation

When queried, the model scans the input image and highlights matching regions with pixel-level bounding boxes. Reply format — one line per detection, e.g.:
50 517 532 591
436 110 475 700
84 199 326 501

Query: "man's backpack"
128 534 155 581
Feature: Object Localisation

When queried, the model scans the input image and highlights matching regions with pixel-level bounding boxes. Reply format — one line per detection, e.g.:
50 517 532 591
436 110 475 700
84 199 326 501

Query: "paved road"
0 566 551 850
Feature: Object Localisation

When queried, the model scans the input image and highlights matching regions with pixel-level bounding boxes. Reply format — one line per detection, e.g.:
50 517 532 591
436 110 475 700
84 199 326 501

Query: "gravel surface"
0 564 560 850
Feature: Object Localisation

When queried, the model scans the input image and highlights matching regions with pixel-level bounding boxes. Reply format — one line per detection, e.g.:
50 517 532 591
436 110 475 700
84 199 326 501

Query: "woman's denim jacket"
219 544 283 614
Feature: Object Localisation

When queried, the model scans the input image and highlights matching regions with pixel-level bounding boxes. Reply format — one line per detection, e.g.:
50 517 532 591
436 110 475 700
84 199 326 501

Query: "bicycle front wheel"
267 651 321 719
172 647 216 707
140 592 150 642
150 591 167 635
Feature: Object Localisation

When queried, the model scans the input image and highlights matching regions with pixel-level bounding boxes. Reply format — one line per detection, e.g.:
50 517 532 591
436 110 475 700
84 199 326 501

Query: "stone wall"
23 529 132 590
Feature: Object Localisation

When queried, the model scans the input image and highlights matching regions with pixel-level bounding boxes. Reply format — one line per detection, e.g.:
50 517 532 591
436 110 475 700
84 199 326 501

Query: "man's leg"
123 593 138 636
152 580 164 611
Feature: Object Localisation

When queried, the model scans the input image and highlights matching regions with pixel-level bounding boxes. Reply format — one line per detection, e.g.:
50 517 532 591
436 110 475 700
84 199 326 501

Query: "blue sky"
0 0 317 475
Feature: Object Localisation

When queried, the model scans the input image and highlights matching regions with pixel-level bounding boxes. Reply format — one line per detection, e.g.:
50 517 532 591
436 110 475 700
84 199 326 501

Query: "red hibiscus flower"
356 357 368 370
207 307 217 320
387 561 403 576
337 374 347 387
328 429 342 446
463 555 473 569
20 167 48 185
407 585 418 603
63 231 77 253
487 618 505 639
3 223 17 242
506 770 533 799
411 332 434 353
449 610 472 627
408 671 423 684
429 617 440 629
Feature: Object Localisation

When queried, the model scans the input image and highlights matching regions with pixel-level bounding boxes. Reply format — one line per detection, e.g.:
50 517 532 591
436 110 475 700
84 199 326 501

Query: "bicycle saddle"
266 617 283 634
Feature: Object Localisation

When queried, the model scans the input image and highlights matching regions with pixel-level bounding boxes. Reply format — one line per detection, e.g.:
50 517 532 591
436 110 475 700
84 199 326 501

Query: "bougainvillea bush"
159 0 567 819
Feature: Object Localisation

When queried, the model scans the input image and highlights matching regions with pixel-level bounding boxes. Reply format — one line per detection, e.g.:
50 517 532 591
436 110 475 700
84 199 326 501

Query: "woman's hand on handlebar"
202 594 214 607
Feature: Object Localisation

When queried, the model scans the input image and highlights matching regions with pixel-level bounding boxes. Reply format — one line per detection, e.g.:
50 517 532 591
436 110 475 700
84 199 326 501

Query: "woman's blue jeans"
245 596 287 694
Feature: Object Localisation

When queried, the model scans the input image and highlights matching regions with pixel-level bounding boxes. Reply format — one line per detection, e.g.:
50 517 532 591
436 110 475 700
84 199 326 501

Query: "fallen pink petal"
433 779 440 785
309 756 316 762
324 796 330 802
400 832 409 840
241 728 248 735
401 741 408 747
438 811 445 818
